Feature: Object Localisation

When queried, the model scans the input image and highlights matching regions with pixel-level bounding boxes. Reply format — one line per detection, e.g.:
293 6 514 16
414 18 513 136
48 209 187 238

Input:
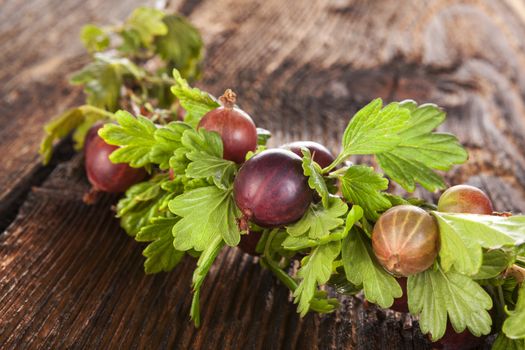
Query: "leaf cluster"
80 73 525 343
40 7 204 163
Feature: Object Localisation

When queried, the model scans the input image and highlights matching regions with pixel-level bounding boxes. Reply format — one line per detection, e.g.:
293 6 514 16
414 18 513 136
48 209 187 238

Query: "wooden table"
2 0 525 348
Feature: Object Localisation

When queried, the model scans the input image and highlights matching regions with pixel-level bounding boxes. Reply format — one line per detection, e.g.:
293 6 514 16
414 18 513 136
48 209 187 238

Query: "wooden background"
2 0 525 348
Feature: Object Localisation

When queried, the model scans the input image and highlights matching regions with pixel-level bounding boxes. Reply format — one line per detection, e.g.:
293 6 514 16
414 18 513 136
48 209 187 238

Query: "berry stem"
219 89 237 109
261 229 297 291
260 229 338 313
83 187 100 205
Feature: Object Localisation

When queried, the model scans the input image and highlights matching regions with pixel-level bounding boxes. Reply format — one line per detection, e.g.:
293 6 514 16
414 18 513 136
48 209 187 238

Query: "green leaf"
492 333 525 350
286 196 347 240
191 235 224 327
136 217 185 274
155 15 203 79
98 110 156 168
40 108 86 165
118 28 142 53
70 54 142 111
302 148 330 207
182 128 237 189
341 99 410 156
376 101 468 192
328 268 363 295
80 24 110 53
116 177 170 236
71 115 103 151
408 268 492 341
150 122 192 169
179 127 220 164
169 186 241 250
342 227 401 308
344 205 365 236
433 212 525 276
282 204 363 250
256 128 272 146
503 284 525 339
472 248 516 280
171 69 220 127
261 230 339 314
126 7 167 47
383 193 411 206
245 145 267 161
339 165 391 220
40 105 111 164
293 241 341 316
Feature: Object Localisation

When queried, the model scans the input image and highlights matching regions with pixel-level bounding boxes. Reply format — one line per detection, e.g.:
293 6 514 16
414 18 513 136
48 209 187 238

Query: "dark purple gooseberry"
372 205 439 277
438 184 493 215
198 89 257 163
390 277 409 313
84 122 103 149
84 124 147 193
234 149 313 228
432 322 484 350
237 231 263 256
280 141 336 168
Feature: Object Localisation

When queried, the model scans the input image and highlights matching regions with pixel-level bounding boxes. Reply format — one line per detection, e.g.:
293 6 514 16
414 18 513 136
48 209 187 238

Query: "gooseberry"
84 124 147 195
198 89 257 163
433 322 484 350
438 185 493 215
234 149 312 227
372 205 439 277
280 141 335 168
390 277 409 313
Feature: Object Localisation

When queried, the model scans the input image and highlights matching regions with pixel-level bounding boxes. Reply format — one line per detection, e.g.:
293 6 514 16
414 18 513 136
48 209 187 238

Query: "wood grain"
2 0 525 348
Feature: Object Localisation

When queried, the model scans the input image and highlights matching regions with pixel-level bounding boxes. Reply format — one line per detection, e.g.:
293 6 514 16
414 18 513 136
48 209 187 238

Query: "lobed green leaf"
155 15 203 79
342 227 401 308
293 241 341 316
169 186 241 250
376 101 468 192
40 105 112 164
341 99 410 156
81 24 110 53
492 333 525 350
70 54 142 111
408 268 492 341
339 165 391 220
302 148 330 207
171 69 220 127
282 205 363 250
126 7 168 47
472 248 516 280
116 177 172 236
502 284 525 339
136 216 185 274
433 212 525 276
150 122 191 169
99 110 157 168
286 196 347 240
182 128 237 189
